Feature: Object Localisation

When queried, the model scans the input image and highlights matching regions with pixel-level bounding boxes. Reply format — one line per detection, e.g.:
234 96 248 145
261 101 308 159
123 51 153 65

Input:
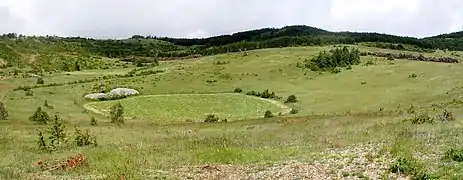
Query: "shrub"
0 101 8 120
36 77 44 84
90 117 97 126
47 115 67 147
110 102 124 124
409 113 434 124
204 114 219 123
289 108 299 114
389 156 429 179
285 95 298 103
444 148 463 162
221 118 228 123
436 109 455 122
409 74 418 78
29 107 50 124
25 90 34 96
364 60 375 66
37 131 49 152
233 88 243 93
264 110 274 118
246 89 277 99
43 100 54 109
74 126 97 147
246 91 258 96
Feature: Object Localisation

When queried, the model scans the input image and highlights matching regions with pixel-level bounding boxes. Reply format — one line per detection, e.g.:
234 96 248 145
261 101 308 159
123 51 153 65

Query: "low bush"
436 109 455 122
36 77 44 84
409 74 418 78
444 148 463 162
285 95 298 103
246 89 277 99
0 101 8 120
408 113 434 124
264 110 274 118
233 88 243 93
90 117 97 126
204 114 219 123
214 60 230 65
289 108 299 114
74 127 97 147
25 90 34 96
389 156 430 179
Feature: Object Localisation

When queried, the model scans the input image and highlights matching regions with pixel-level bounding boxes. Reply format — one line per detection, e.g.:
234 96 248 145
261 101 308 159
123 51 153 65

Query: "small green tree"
29 107 50 124
285 95 298 103
36 77 44 84
110 102 124 124
47 115 67 147
37 131 48 152
0 101 8 120
264 110 274 118
90 117 97 126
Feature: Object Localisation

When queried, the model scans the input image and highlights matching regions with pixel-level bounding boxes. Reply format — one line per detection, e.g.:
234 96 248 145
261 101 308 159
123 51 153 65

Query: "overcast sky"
0 0 462 39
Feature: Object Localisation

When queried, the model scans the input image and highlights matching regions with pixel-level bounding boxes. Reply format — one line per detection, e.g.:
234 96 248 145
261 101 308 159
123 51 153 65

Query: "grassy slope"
1 45 463 179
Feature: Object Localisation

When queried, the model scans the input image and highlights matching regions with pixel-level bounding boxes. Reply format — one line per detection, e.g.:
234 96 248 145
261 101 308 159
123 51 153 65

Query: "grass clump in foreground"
444 148 463 162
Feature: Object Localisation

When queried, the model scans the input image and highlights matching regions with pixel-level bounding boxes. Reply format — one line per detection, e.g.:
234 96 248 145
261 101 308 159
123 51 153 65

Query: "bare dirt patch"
174 144 409 180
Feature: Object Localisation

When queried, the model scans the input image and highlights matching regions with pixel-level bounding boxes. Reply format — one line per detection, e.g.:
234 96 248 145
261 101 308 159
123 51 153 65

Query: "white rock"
108 88 139 97
84 93 107 100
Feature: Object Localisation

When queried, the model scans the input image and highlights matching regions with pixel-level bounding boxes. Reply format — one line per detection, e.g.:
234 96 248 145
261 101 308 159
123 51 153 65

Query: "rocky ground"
175 144 409 180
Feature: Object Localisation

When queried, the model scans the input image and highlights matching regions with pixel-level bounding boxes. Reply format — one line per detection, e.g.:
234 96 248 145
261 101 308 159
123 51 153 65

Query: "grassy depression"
85 93 290 123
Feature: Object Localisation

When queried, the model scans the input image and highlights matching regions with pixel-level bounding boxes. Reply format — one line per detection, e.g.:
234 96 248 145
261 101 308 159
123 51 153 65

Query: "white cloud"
0 0 462 38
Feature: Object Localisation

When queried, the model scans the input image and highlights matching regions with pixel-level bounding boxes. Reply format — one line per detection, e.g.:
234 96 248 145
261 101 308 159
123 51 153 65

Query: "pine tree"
29 107 50 124
0 101 8 120
47 115 66 147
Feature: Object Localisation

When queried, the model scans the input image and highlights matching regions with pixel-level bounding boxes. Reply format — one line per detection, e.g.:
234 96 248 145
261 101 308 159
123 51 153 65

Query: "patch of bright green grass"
85 93 290 123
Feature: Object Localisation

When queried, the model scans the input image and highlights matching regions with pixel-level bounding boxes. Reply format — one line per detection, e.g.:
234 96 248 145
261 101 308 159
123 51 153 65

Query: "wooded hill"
1 25 463 70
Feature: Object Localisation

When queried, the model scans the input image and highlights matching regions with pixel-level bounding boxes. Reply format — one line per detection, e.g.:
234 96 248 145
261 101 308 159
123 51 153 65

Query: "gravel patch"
175 144 410 180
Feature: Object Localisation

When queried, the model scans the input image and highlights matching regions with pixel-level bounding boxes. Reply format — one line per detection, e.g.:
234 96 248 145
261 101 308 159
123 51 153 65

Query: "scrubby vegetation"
303 47 360 72
264 110 274 118
74 127 97 147
233 88 243 93
246 89 277 99
407 112 435 124
204 114 219 123
0 101 7 120
444 148 463 162
285 95 298 103
361 51 459 63
110 102 124 125
90 117 97 126
29 107 50 124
